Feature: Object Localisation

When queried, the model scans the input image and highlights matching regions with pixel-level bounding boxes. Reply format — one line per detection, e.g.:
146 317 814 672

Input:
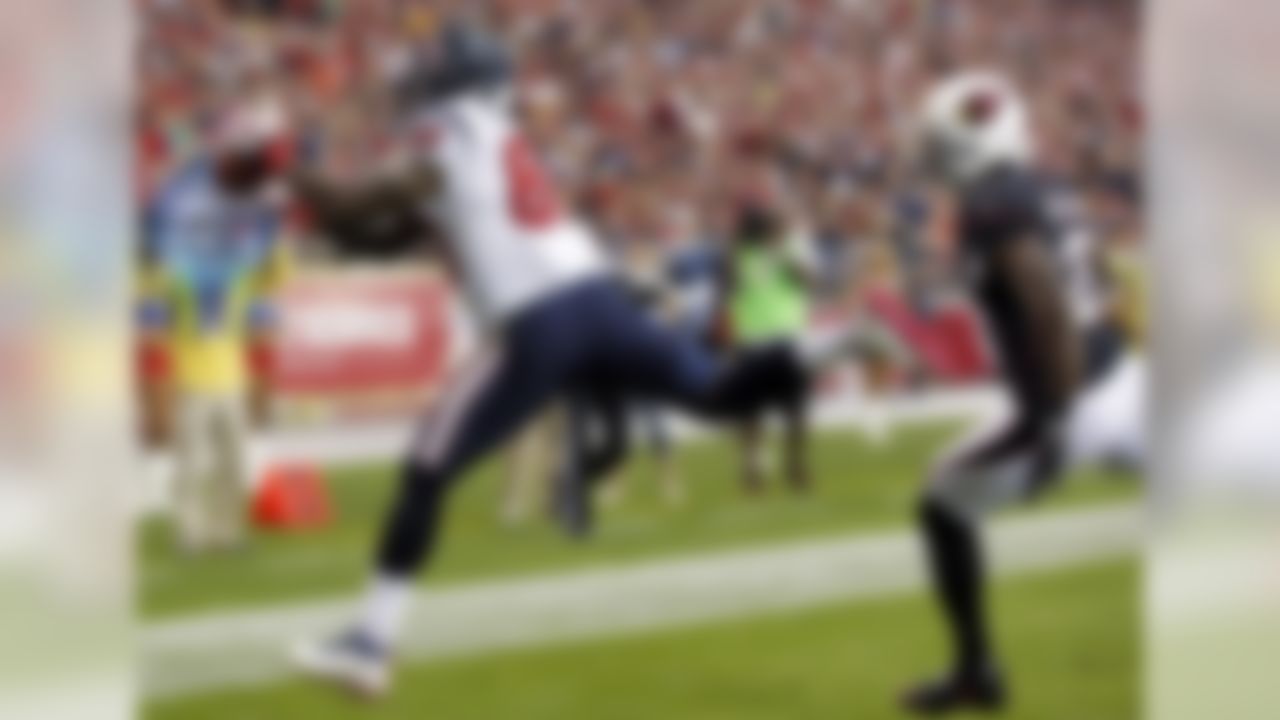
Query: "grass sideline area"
148 558 1136 719
141 423 1136 618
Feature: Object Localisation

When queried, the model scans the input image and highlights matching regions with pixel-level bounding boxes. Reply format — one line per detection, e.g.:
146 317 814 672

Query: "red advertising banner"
862 288 993 383
270 269 451 400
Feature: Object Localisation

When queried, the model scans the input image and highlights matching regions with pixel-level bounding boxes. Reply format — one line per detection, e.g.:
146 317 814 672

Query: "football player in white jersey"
900 70 1147 714
288 24 871 697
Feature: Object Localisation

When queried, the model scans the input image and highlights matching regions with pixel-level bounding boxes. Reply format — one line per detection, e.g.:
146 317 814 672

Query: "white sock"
357 575 414 648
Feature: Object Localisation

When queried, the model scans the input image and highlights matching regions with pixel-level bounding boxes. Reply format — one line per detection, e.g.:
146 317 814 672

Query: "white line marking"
143 504 1138 700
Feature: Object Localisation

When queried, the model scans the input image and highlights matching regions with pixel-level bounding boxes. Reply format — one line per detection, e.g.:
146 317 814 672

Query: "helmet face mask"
916 70 1034 186
915 127 974 186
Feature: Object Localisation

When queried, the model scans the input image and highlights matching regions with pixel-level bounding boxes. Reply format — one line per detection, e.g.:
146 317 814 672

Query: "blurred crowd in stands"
138 0 1141 301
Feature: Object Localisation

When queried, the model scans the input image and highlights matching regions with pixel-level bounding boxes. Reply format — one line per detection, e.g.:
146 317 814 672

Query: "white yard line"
143 503 1138 700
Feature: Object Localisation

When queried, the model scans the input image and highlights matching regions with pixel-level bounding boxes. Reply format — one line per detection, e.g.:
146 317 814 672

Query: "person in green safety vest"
726 198 818 494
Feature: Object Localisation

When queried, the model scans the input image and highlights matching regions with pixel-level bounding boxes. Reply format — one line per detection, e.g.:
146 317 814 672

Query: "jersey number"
504 137 564 230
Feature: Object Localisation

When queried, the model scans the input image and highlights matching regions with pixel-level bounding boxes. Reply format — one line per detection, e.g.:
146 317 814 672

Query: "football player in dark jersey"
900 70 1145 715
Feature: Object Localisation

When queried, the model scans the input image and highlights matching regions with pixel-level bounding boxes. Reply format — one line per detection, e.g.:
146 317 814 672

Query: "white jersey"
411 94 608 327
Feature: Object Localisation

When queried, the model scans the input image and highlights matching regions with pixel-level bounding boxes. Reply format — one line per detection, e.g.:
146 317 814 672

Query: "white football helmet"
915 70 1034 186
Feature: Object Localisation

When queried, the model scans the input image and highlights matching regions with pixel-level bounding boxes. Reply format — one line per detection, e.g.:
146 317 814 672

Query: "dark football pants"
378 277 806 576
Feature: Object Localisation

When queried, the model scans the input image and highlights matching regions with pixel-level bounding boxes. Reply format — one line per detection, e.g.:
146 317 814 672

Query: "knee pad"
919 492 977 532
925 423 1065 522
924 461 1014 524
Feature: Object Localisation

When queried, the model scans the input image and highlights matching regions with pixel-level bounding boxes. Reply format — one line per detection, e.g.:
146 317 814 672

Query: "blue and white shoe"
291 628 391 698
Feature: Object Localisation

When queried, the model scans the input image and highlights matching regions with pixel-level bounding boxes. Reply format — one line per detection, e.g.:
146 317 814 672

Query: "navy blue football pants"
378 277 806 576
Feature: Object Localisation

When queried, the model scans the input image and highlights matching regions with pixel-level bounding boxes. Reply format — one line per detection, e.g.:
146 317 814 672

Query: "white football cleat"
291 629 392 699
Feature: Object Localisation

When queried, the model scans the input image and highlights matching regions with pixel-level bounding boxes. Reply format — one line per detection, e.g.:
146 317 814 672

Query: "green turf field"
148 558 1136 720
141 424 1136 618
